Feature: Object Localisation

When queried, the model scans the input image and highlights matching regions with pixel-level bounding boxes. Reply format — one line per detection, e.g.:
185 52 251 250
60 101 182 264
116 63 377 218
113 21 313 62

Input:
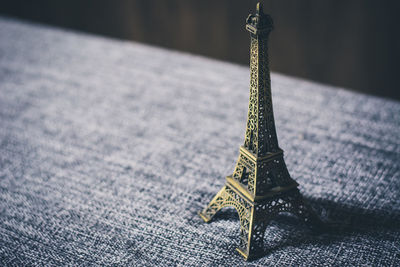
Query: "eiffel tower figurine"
199 2 322 260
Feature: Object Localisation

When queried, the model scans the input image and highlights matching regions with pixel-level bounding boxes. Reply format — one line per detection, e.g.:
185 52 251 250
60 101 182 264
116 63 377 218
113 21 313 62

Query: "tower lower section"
199 182 321 260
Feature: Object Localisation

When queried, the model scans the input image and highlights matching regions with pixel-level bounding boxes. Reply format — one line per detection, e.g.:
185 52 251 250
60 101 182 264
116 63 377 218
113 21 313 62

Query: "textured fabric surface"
0 17 399 266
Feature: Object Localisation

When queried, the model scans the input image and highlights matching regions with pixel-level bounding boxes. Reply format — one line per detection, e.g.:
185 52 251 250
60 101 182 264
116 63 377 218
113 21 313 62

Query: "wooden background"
1 0 399 100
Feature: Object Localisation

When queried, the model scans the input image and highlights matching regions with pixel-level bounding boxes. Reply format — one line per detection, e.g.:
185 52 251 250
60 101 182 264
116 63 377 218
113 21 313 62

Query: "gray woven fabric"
0 17 399 266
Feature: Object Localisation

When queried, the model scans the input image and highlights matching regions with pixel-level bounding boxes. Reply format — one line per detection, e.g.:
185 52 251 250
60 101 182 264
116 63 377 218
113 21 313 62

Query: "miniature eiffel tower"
199 3 322 260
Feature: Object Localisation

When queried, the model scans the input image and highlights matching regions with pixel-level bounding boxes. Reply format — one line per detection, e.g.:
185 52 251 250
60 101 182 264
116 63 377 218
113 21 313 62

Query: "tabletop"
0 17 399 266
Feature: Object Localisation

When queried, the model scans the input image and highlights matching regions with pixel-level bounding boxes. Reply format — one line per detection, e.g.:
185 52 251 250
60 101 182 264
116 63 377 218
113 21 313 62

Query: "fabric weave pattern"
0 17 399 266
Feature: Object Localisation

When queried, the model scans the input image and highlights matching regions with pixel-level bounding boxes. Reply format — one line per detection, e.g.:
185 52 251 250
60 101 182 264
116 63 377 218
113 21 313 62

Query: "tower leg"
199 185 254 259
237 207 270 260
198 186 228 223
199 185 260 260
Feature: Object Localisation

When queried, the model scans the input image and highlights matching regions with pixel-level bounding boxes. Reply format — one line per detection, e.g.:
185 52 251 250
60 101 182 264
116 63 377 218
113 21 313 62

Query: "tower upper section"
246 3 273 36
243 2 280 156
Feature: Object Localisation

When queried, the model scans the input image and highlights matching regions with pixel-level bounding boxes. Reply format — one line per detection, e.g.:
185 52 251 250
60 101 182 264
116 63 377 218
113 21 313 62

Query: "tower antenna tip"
256 2 264 15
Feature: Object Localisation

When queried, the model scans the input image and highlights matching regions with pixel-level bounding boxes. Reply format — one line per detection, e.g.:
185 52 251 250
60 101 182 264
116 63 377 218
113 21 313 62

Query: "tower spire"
256 2 262 14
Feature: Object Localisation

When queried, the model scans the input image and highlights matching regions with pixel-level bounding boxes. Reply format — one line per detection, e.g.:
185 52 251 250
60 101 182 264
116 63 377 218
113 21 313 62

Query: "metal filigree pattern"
247 188 321 255
256 155 293 195
199 3 321 261
244 17 278 156
232 153 256 194
199 186 252 251
200 187 321 258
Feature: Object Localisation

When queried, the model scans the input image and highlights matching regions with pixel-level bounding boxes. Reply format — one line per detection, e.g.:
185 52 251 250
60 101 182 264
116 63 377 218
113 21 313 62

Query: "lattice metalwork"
199 3 322 261
244 6 278 157
200 186 252 251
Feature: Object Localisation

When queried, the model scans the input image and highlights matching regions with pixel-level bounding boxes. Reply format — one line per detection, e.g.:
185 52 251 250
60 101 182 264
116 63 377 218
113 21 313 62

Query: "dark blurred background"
1 0 399 100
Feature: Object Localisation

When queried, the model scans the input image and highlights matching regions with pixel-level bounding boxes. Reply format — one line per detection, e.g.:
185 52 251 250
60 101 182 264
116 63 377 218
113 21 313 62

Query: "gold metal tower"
199 3 321 260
